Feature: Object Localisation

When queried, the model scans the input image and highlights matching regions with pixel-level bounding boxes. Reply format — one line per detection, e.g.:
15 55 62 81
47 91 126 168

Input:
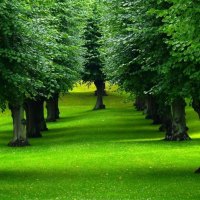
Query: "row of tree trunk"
135 94 200 173
8 93 60 147
134 95 192 141
8 80 107 147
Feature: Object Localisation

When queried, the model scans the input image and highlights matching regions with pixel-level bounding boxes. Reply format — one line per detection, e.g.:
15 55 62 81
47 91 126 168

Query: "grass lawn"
0 84 200 200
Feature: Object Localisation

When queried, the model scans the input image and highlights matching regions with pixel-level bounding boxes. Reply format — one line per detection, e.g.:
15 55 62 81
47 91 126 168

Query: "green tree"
82 5 106 110
45 0 87 121
157 0 200 116
101 0 192 140
0 0 88 145
0 0 51 145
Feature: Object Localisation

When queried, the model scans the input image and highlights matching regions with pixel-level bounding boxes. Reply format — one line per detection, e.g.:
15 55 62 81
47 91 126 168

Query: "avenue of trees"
0 0 200 153
101 0 200 141
0 0 89 146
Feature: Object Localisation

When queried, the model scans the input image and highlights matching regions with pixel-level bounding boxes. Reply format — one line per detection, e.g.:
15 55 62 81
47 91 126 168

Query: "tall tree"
0 0 88 145
82 5 106 110
45 0 87 121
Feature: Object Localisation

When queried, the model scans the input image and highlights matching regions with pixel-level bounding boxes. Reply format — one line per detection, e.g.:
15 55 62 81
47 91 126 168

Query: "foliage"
51 0 87 92
0 0 89 110
156 0 200 100
82 3 105 83
101 0 200 102
101 1 167 97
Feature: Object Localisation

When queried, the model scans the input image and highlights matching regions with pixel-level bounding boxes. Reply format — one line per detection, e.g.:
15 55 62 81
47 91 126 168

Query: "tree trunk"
93 80 106 110
8 103 29 147
159 104 173 135
134 95 145 111
150 97 162 125
143 95 152 119
24 99 42 138
94 82 107 96
46 93 60 122
38 99 48 131
192 98 200 119
144 95 161 124
54 93 60 119
165 97 190 141
102 82 108 96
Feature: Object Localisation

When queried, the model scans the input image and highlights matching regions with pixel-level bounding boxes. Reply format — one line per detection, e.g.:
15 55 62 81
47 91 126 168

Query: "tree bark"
95 82 107 96
93 80 106 110
38 99 48 131
134 95 146 111
143 95 161 124
165 97 190 141
158 104 173 135
46 93 60 122
8 103 29 147
143 95 152 119
24 99 42 138
150 97 162 125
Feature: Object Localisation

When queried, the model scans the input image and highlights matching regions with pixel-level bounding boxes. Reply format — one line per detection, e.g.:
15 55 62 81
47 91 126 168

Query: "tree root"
93 104 106 110
164 133 191 141
8 139 30 147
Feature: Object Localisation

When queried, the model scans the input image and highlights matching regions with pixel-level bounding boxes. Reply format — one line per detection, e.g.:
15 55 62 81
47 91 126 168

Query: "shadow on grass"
0 130 12 145
0 166 200 183
0 166 200 200
31 124 163 147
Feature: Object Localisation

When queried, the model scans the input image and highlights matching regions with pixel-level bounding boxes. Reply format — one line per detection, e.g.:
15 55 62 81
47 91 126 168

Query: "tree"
0 0 87 145
101 0 193 140
0 0 49 145
45 0 87 121
82 4 106 110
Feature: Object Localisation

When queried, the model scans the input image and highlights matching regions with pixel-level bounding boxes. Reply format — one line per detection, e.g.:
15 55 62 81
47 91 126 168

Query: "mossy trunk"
46 93 60 122
94 80 105 110
165 97 190 141
24 99 42 138
134 95 146 111
192 98 200 119
8 103 29 147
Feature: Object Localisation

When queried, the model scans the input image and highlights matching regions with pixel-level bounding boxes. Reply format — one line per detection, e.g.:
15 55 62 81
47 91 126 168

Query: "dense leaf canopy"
0 0 89 110
101 0 200 102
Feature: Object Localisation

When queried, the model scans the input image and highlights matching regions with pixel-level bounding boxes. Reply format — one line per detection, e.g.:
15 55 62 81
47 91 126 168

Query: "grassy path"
0 86 200 200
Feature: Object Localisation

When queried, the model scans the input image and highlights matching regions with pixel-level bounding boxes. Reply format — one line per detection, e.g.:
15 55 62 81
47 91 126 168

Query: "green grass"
0 84 200 200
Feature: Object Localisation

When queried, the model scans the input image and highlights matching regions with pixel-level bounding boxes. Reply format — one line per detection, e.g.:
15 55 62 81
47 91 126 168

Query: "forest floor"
0 84 200 200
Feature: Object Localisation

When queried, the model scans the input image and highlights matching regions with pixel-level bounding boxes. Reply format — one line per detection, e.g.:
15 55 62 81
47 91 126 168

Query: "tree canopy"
0 0 200 144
